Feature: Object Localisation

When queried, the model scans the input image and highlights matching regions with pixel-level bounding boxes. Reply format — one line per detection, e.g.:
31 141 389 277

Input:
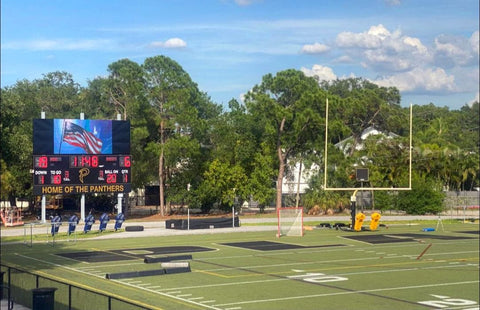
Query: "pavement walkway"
2 213 477 240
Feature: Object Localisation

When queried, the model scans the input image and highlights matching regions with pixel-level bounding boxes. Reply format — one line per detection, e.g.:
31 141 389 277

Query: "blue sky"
1 0 478 110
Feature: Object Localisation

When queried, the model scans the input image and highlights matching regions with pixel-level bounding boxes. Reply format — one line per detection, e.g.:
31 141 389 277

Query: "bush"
396 176 445 215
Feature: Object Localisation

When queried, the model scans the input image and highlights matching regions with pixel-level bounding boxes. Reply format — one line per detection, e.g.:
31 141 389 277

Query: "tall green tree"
105 59 146 120
244 69 325 209
142 55 220 215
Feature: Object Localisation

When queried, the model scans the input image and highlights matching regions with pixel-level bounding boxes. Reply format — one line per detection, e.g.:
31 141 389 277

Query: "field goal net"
277 207 303 237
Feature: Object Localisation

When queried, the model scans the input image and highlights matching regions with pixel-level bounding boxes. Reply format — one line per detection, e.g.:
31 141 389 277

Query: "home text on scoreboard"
33 155 131 195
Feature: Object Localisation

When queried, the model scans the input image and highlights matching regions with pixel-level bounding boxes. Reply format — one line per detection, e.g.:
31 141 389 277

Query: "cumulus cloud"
149 38 187 49
300 42 330 54
336 25 389 49
434 32 479 67
301 64 337 81
336 24 429 72
372 67 455 93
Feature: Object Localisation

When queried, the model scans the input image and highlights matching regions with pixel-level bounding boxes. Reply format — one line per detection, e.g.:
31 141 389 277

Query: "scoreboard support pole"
80 112 86 223
41 195 47 223
117 193 123 214
40 111 47 223
81 194 85 222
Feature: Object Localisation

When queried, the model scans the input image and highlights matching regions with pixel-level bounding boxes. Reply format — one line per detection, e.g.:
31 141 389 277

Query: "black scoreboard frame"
32 119 131 195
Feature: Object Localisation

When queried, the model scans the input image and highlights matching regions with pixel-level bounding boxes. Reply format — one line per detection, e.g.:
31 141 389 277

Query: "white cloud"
149 38 187 49
336 24 390 49
432 31 479 68
470 92 479 106
336 24 430 72
234 0 260 6
301 64 337 81
470 31 479 55
335 55 353 63
384 0 401 5
373 67 456 93
300 42 330 54
3 39 114 51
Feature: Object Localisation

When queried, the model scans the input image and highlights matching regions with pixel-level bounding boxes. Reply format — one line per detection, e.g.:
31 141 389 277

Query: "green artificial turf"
1 221 478 310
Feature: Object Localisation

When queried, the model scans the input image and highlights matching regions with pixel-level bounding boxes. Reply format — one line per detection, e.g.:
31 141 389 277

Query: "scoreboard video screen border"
33 119 130 155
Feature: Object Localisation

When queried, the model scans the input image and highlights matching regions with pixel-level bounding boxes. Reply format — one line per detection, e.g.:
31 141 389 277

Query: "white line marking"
215 281 478 307
14 255 222 309
198 250 479 273
158 262 478 291
15 254 105 278
109 279 223 310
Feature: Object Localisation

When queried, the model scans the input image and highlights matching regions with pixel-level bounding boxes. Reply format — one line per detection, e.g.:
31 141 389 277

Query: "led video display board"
32 119 131 195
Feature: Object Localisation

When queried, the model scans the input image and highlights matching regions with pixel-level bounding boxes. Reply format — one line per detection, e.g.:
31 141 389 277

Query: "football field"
1 221 479 310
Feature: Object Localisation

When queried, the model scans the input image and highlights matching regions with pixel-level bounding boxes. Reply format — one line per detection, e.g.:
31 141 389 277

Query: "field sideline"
1 218 479 310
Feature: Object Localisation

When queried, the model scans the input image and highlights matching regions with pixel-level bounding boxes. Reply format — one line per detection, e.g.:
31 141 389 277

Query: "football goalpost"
323 98 413 229
277 207 304 237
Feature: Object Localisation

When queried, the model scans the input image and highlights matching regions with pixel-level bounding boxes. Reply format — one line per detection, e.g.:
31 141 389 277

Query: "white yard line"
157 262 478 292
214 281 478 307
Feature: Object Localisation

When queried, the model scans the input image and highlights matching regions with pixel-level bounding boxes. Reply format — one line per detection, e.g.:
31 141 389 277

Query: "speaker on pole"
356 168 369 182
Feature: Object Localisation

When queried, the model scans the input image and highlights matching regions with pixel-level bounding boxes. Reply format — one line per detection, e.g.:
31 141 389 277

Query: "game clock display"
33 155 131 195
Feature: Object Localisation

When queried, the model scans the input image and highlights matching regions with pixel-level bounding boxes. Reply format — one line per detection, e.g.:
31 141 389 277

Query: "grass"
1 220 479 310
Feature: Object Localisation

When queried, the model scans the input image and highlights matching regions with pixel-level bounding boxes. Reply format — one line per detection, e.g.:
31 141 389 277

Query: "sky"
1 0 479 110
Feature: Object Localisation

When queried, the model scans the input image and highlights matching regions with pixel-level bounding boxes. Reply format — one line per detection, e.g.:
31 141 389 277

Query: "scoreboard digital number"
33 155 131 195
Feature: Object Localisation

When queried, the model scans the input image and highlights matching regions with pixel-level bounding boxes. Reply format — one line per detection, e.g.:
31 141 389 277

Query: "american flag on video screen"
62 122 103 154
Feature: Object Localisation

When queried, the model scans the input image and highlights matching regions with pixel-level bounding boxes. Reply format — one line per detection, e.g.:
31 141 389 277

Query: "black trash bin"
32 287 57 310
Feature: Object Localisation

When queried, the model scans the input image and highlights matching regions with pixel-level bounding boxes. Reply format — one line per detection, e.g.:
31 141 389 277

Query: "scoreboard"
33 155 131 195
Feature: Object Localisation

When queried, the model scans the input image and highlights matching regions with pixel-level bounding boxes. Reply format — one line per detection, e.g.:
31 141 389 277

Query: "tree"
244 69 325 209
105 59 145 120
198 159 248 212
0 72 82 205
320 78 404 154
142 55 220 215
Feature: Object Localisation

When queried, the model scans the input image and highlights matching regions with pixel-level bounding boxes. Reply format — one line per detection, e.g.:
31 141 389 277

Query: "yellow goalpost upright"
322 98 413 229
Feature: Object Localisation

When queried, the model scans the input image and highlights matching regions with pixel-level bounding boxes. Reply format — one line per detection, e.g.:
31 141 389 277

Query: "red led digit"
106 174 117 184
81 156 90 167
52 174 62 184
121 156 131 167
92 156 99 167
37 156 48 168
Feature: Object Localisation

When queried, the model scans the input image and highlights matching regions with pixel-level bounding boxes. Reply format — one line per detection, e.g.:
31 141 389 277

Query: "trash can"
32 287 57 310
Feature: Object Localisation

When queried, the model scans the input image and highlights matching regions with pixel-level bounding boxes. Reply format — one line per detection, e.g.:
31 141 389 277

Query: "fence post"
0 271 4 300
